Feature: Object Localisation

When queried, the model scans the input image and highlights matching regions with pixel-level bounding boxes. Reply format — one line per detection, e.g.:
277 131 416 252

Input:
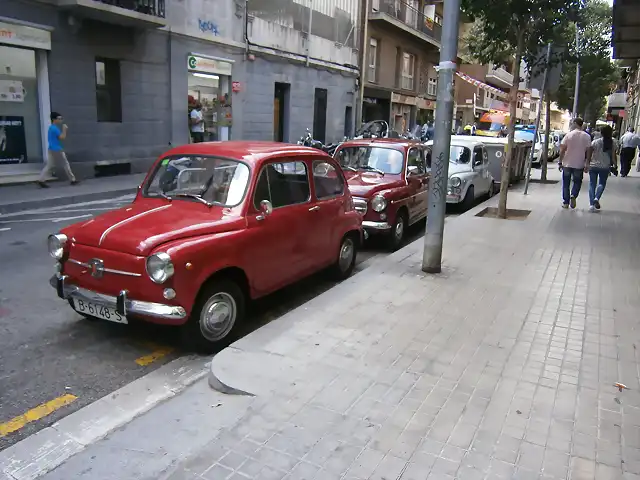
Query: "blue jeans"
562 167 583 205
588 168 609 205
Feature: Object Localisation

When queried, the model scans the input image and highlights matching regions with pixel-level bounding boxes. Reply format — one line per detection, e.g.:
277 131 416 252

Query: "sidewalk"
6 168 640 480
0 174 146 214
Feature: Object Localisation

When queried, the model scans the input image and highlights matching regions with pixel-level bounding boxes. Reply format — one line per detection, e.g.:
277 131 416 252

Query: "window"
313 161 344 199
473 147 484 166
407 147 425 175
427 77 437 96
401 53 415 90
95 58 122 123
405 0 419 28
253 161 310 209
368 38 378 82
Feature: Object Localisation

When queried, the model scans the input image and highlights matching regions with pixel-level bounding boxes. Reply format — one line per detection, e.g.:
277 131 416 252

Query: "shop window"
95 58 122 123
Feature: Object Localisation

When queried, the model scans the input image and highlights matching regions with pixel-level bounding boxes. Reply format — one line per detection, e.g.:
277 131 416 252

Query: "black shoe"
570 196 577 209
36 181 50 188
70 180 80 186
594 199 601 210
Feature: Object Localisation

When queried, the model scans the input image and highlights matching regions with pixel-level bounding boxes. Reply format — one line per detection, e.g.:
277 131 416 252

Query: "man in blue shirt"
37 111 78 188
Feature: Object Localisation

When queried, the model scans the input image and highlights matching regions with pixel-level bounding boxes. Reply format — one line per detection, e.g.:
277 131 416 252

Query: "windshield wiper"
359 165 385 175
151 191 172 201
173 193 212 207
343 166 357 172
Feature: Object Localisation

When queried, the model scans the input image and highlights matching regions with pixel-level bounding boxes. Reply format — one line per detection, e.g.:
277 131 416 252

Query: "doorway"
273 82 290 142
344 106 353 138
313 88 327 143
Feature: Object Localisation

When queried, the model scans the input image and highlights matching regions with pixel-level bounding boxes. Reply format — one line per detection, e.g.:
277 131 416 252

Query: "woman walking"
588 125 617 212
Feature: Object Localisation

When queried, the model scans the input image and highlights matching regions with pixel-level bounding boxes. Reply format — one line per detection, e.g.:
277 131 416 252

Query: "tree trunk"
541 94 551 182
497 29 525 219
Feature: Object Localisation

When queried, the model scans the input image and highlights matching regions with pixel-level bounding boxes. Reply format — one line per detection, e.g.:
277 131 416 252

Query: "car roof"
425 135 487 148
163 141 331 166
340 138 422 149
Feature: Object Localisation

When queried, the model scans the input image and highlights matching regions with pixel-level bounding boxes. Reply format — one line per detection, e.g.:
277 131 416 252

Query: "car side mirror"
257 200 273 221
407 165 419 175
473 158 482 167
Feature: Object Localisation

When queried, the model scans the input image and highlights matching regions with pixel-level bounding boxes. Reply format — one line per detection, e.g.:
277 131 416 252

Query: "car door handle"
309 206 320 212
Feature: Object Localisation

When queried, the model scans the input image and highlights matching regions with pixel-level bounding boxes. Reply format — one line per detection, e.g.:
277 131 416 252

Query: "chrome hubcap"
338 238 355 272
200 292 236 342
395 218 404 240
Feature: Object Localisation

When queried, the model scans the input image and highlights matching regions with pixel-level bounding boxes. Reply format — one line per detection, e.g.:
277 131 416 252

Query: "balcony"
608 92 628 109
485 63 513 89
370 0 441 48
55 0 167 28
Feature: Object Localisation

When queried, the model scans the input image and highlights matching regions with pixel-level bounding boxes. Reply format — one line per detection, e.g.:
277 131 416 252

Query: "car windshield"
144 155 250 207
337 146 404 174
449 146 471 164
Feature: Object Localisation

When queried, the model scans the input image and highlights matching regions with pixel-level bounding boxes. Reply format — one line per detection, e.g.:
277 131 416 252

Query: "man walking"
559 117 591 209
37 112 78 188
619 127 638 177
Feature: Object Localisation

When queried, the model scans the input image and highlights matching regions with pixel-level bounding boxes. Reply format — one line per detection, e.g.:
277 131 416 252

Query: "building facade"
361 0 442 133
0 0 359 181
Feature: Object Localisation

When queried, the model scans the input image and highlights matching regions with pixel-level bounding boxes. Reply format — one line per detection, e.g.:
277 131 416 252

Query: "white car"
425 136 495 210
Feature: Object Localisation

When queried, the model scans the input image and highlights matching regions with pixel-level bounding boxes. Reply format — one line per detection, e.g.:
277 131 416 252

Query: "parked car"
425 136 495 210
48 141 363 351
334 138 429 251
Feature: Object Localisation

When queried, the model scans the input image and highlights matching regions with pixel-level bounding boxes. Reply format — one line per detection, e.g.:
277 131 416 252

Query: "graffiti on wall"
198 18 220 35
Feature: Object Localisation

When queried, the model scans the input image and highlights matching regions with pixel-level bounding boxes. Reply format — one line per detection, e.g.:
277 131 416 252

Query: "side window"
253 161 310 209
473 147 483 166
483 148 489 164
424 147 432 169
313 161 344 199
407 147 425 174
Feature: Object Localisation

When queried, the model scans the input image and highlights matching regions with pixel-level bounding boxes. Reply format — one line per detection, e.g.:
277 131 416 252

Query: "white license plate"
73 298 127 324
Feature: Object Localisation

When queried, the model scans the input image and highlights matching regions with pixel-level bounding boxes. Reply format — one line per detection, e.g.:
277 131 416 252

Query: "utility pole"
572 28 580 118
422 0 461 273
354 0 370 131
524 43 552 195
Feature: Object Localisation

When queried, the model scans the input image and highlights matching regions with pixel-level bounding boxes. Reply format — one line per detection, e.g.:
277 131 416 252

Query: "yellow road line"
0 394 77 437
135 346 175 366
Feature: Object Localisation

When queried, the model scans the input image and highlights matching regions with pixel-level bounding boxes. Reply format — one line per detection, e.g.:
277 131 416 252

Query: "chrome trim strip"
68 259 142 277
50 275 187 321
362 220 392 231
98 205 171 246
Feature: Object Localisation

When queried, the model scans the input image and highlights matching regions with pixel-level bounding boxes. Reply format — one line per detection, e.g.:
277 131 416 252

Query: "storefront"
362 86 391 124
417 97 435 125
187 54 233 142
391 92 417 133
0 19 51 167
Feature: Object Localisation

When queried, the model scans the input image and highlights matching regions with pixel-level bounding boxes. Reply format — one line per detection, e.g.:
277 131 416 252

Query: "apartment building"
0 0 359 182
362 0 443 133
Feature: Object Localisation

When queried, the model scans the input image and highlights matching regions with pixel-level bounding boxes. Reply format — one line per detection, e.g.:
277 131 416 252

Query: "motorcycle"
297 128 343 155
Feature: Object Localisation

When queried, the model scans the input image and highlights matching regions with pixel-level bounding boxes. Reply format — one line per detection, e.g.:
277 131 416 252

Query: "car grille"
353 197 368 214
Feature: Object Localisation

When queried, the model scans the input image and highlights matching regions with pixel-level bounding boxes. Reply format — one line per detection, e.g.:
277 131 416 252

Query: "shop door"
0 45 41 164
313 88 327 144
273 82 289 142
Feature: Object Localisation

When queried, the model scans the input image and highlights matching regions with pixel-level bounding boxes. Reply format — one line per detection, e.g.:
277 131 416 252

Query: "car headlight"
371 195 387 212
449 177 462 187
48 233 67 260
146 252 175 284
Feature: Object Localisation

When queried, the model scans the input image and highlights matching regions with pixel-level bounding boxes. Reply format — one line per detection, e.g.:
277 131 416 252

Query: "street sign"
527 46 564 93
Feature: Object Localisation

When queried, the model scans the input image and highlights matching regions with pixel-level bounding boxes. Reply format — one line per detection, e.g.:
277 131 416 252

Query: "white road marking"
0 227 11 232
0 214 93 224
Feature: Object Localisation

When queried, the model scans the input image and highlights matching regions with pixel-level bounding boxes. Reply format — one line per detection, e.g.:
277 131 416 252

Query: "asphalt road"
0 194 439 450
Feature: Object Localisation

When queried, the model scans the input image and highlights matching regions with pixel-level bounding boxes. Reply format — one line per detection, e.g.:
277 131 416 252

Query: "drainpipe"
306 0 314 67
354 0 370 130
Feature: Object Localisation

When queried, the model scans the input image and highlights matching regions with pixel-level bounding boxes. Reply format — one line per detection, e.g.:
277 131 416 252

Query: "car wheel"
331 233 358 280
388 211 407 251
462 185 475 211
181 279 245 353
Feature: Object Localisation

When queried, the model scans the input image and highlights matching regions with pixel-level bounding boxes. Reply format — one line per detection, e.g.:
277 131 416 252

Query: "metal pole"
572 28 580 118
422 0 461 274
523 43 552 195
354 0 370 131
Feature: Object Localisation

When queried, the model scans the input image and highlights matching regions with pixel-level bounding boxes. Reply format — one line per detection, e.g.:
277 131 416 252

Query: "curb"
0 187 139 215
0 355 210 480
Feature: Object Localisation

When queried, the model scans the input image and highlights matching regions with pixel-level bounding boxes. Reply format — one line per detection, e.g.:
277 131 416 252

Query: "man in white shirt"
190 103 205 143
559 117 592 209
619 127 638 177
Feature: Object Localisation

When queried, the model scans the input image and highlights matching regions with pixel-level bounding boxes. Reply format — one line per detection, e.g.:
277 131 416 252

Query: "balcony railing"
371 0 442 44
97 0 165 17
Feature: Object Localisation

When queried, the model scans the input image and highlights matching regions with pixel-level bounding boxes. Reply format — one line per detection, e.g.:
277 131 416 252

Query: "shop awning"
455 71 508 99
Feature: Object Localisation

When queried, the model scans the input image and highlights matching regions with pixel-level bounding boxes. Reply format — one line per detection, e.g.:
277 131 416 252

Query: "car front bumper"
447 194 462 204
50 274 187 322
362 220 392 232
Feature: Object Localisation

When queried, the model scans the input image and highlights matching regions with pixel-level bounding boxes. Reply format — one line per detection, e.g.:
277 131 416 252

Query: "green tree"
553 0 620 127
461 0 581 218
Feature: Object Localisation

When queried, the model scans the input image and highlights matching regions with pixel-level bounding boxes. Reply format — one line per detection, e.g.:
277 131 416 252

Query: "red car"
48 141 362 350
334 138 430 250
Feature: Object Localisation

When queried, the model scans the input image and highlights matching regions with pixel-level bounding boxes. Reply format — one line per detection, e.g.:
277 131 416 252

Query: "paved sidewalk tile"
38 169 640 480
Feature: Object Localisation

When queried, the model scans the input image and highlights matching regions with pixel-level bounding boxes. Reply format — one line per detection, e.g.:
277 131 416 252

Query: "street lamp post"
421 0 461 273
